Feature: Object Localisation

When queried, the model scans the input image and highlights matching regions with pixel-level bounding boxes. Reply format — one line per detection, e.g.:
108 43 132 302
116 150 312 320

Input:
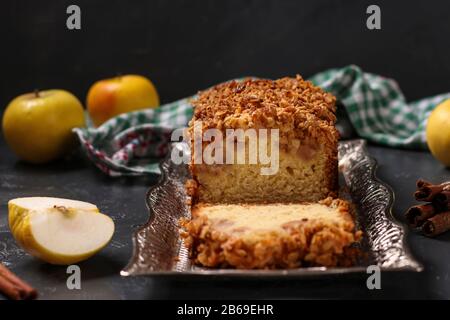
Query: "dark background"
1 0 450 109
2 0 450 300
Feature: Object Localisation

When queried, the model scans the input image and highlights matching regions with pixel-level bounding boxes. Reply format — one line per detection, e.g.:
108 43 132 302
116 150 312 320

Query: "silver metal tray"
121 139 423 277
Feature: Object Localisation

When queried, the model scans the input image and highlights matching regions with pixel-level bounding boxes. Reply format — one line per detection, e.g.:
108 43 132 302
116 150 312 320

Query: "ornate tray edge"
120 159 170 277
339 139 423 273
121 139 423 277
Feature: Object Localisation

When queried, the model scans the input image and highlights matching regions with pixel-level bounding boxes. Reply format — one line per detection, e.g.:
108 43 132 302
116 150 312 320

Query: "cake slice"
181 198 361 269
187 76 338 204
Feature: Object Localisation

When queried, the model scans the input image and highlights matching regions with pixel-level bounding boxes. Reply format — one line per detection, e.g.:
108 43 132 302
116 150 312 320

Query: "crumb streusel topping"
190 76 337 146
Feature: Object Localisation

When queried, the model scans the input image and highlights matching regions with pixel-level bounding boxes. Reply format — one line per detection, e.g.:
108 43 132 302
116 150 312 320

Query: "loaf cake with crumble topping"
181 76 361 270
186 76 338 204
181 198 361 269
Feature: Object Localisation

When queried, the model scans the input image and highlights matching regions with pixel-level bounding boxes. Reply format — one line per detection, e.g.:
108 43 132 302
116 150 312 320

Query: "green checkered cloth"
310 65 450 149
74 65 450 176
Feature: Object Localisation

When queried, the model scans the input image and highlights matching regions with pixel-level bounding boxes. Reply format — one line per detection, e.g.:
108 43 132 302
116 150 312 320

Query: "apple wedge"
8 197 114 265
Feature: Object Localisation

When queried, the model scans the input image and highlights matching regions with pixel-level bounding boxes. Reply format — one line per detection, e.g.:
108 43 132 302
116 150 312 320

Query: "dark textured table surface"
1 135 450 300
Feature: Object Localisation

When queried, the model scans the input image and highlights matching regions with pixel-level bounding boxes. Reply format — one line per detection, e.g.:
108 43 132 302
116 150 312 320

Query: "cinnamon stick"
414 180 450 202
416 179 431 189
405 203 437 228
433 191 450 211
422 212 450 237
0 263 37 300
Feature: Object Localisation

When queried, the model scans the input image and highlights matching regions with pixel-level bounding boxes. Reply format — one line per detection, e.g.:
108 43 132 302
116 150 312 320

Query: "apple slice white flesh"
9 197 114 265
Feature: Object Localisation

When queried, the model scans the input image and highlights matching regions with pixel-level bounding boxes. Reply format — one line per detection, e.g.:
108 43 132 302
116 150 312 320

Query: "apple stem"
34 89 40 98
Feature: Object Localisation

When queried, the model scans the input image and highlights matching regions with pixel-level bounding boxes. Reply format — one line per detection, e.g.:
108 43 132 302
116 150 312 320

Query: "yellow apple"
2 90 85 164
87 74 160 127
9 197 115 265
427 99 450 166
